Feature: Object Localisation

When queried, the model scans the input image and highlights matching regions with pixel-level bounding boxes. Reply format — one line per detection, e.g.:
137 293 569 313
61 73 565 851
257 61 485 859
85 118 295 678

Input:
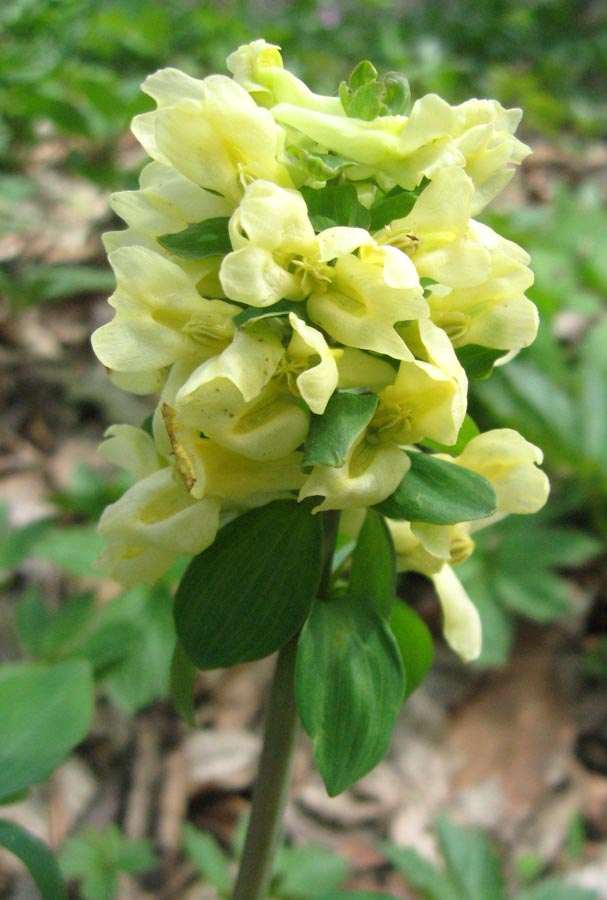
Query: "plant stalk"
231 511 340 900
231 635 299 900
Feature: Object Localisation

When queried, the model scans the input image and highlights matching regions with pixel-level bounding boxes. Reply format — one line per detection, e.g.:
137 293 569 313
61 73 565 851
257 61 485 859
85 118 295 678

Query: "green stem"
231 511 340 900
232 636 299 900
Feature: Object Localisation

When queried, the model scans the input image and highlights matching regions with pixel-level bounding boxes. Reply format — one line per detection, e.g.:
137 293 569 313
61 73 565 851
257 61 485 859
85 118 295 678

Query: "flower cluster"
92 41 548 657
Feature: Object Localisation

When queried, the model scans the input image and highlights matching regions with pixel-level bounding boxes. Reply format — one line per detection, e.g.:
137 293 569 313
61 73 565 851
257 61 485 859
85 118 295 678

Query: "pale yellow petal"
431 564 482 661
220 245 302 305
453 429 550 514
299 438 409 512
287 313 338 414
98 425 162 479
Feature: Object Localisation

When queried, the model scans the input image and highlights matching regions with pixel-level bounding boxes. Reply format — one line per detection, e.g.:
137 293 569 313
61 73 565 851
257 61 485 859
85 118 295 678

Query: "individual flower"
299 435 410 512
97 426 220 585
91 247 240 393
371 319 468 447
132 69 293 203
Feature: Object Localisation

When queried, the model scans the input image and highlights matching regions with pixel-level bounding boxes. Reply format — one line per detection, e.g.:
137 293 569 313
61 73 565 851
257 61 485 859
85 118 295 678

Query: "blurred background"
1 1 607 898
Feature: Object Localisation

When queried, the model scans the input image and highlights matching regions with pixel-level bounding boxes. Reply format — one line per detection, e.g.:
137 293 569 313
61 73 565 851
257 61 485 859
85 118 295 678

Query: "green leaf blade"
301 184 370 231
436 815 507 900
303 391 379 468
390 602 434 698
158 216 232 259
0 660 94 801
296 594 405 796
0 819 67 900
455 345 508 380
175 500 323 670
374 451 497 525
349 509 396 619
369 179 429 231
170 640 197 726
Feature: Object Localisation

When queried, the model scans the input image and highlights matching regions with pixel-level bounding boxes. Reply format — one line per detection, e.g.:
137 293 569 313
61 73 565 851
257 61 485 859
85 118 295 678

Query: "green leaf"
301 184 371 231
349 509 396 618
0 660 94 801
390 602 434 697
455 345 509 380
157 216 232 259
233 299 303 328
0 516 52 571
11 265 116 307
493 569 571 622
303 391 379 468
31 525 105 576
295 594 405 796
61 826 156 900
422 414 480 457
383 72 411 115
515 880 598 900
170 640 196 726
348 81 386 120
318 895 400 900
381 842 460 900
348 60 378 91
182 824 231 894
369 180 428 231
175 500 323 670
0 819 67 900
73 621 140 678
288 146 355 181
15 589 53 658
436 815 507 900
374 451 496 525
98 585 175 715
41 593 96 660
274 845 349 898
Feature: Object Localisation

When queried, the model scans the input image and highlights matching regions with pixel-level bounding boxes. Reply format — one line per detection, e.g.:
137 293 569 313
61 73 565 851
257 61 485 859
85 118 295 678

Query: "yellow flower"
132 69 292 203
432 565 482 661
91 247 239 390
372 319 468 446
97 464 220 586
299 436 409 512
227 39 343 114
451 428 550 517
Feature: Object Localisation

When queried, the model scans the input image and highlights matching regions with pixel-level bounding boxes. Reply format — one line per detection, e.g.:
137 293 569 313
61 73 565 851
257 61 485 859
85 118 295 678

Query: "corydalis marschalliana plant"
92 41 548 801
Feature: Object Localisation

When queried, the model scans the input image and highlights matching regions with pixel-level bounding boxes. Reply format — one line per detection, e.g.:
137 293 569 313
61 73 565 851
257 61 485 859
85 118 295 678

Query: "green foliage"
349 509 396 619
234 299 303 328
0 819 67 900
175 500 323 669
375 451 497 525
339 60 411 120
182 824 231 896
383 816 598 900
15 582 177 714
273 845 350 898
0 660 94 801
296 593 405 796
301 183 371 231
182 820 349 899
158 217 232 259
60 826 156 900
455 345 508 381
368 180 429 231
303 391 379 468
390 602 434 698
170 639 196 725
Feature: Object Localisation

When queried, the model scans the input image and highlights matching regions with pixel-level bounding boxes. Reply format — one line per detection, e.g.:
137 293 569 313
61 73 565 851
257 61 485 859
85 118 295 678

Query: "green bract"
91 38 549 793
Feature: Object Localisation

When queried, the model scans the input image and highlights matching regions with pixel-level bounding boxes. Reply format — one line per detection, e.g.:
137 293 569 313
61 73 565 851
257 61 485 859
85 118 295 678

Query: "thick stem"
231 635 299 900
231 511 340 900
